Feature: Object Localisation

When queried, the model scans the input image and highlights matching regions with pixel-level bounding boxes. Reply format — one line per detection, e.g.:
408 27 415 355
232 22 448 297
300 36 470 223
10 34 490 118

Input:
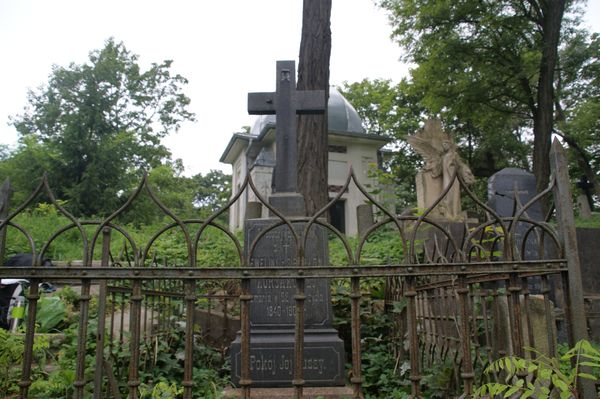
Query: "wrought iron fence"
0 140 593 398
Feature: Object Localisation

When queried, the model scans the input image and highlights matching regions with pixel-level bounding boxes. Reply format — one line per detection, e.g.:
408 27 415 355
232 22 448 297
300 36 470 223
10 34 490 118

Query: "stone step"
222 386 355 399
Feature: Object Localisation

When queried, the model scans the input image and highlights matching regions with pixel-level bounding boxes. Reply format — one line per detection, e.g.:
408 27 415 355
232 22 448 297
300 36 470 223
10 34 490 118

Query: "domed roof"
250 87 364 136
328 87 364 133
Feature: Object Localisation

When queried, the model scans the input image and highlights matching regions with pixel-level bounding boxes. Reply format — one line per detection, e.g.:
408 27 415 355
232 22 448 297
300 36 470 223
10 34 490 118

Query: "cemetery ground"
1 208 599 398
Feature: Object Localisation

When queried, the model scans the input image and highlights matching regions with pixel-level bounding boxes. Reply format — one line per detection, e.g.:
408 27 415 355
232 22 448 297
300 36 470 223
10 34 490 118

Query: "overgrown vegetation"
3 202 238 266
473 340 600 398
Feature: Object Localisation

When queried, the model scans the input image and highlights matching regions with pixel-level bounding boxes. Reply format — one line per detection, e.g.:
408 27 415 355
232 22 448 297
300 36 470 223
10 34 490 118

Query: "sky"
1 0 599 176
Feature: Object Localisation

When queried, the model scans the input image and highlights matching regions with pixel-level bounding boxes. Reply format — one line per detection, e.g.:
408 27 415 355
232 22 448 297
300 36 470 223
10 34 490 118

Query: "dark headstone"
488 168 543 221
231 60 344 387
488 168 545 260
230 220 345 387
245 202 262 220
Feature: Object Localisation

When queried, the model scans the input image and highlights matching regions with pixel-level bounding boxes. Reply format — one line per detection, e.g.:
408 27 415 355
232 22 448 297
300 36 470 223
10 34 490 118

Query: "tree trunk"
554 129 600 200
532 0 565 204
297 0 332 216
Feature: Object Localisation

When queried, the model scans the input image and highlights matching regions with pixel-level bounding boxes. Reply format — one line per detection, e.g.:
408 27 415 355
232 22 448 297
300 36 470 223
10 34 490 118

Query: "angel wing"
407 136 447 176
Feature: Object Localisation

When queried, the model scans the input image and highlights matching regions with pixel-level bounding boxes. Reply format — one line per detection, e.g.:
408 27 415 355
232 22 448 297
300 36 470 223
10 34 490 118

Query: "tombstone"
230 61 345 387
488 168 562 349
356 204 374 237
488 168 545 260
245 202 262 220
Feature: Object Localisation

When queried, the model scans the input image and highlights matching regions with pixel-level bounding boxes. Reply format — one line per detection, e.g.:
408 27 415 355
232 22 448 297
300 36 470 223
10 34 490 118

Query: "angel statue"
406 119 475 219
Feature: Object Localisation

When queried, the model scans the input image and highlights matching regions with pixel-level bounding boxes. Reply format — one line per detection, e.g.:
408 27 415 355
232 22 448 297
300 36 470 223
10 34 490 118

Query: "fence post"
549 138 595 398
0 178 11 264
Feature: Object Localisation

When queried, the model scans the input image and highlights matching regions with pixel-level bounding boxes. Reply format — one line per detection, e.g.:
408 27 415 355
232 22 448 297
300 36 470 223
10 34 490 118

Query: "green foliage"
3 201 88 261
329 227 405 266
575 213 600 228
376 0 600 197
34 295 68 333
339 79 423 210
2 204 239 267
3 38 195 217
473 340 600 398
0 328 49 397
192 170 232 216
140 381 183 399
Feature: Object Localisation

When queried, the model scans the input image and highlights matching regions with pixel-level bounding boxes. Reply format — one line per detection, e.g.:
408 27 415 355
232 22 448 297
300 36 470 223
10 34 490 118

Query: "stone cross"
248 60 325 193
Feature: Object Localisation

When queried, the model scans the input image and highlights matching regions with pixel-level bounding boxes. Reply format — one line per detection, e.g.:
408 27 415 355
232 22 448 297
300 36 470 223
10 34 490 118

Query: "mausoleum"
220 88 390 235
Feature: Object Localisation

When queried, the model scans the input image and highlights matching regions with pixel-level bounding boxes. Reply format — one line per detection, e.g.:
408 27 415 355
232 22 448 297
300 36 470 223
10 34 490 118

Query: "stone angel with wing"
407 119 474 219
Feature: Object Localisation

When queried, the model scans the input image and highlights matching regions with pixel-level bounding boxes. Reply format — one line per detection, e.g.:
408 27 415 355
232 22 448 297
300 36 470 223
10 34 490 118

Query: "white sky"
1 0 599 176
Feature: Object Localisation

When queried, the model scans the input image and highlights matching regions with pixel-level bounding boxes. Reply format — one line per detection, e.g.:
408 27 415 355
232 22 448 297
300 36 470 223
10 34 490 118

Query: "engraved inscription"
250 354 326 376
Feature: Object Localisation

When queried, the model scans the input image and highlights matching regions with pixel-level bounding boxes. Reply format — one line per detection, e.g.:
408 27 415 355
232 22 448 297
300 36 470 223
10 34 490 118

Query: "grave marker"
230 61 345 387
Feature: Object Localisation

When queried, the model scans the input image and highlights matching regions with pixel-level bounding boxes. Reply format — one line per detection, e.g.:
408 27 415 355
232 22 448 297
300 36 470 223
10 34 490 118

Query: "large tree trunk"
554 129 600 200
532 0 565 204
297 0 332 216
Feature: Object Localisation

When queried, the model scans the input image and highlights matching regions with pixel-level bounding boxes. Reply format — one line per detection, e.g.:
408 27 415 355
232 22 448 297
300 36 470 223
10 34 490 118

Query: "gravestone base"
230 329 345 387
223 386 354 398
230 216 345 387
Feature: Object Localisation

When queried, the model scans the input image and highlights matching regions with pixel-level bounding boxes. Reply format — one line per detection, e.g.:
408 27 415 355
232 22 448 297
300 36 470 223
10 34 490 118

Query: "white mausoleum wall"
228 138 382 236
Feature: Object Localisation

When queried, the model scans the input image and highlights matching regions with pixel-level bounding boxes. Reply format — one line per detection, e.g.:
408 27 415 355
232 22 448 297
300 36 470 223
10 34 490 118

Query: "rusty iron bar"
293 276 306 399
183 280 196 399
457 276 474 396
0 260 568 280
128 280 143 399
93 227 111 399
521 277 535 359
239 277 252 399
0 179 10 272
406 275 421 398
223 297 229 345
19 279 39 399
119 290 126 348
480 289 498 382
109 290 116 354
74 278 92 399
350 276 363 398
507 273 524 358
417 291 427 368
442 286 452 360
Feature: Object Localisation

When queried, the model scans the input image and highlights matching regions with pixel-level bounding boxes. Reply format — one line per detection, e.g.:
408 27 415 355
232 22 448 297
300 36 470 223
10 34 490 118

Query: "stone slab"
230 330 345 387
230 218 345 387
222 386 354 399
245 219 333 327
488 168 543 221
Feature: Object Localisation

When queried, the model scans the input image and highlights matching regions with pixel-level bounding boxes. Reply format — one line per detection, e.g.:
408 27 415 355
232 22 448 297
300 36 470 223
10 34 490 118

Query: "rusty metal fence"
0 140 593 398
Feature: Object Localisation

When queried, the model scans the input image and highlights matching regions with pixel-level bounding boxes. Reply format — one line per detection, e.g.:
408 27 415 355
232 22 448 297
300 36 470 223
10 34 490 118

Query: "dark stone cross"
248 60 325 194
229 61 346 389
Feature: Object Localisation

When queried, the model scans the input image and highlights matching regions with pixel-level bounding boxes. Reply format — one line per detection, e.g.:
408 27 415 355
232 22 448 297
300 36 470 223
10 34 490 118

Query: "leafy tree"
339 78 424 208
191 169 231 215
7 38 195 216
378 0 576 199
555 30 600 199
